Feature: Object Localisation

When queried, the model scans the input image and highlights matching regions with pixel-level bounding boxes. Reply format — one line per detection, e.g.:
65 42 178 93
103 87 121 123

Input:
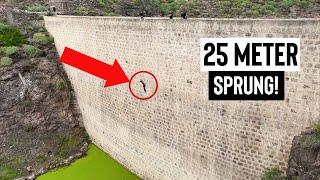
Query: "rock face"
287 130 320 180
0 8 89 179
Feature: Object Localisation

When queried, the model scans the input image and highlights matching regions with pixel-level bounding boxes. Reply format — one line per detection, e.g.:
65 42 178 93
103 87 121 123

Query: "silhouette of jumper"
140 80 147 93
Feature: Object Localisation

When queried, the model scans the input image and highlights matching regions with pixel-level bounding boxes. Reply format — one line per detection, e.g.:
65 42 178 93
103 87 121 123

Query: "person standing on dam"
168 11 173 19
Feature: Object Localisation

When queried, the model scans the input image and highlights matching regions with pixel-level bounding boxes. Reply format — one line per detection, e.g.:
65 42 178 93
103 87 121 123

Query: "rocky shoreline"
17 142 89 180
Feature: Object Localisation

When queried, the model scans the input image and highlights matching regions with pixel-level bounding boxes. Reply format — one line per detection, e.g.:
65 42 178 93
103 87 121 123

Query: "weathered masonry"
48 0 70 14
44 16 320 180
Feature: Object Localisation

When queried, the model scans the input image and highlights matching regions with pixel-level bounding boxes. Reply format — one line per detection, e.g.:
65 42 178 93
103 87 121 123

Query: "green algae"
37 144 139 180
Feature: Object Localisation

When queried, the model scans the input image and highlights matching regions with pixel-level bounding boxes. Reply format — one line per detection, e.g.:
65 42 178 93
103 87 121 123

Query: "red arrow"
60 47 129 88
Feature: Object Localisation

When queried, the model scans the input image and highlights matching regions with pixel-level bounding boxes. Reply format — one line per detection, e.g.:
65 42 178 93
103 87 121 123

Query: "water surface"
37 144 139 180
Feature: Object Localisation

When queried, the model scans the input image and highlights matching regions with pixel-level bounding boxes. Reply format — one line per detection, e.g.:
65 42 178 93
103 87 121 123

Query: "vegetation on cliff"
25 3 47 12
0 22 25 46
261 123 320 180
94 0 319 17
0 11 89 180
261 167 286 180
4 0 319 17
286 123 320 179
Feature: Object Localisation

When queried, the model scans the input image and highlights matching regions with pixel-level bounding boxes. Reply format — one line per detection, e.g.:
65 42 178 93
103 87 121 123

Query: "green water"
37 144 139 180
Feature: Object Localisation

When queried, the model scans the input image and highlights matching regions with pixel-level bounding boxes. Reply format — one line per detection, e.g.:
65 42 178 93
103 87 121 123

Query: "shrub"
26 3 47 12
97 0 106 7
55 79 65 90
183 0 201 16
22 100 32 107
74 7 99 16
99 0 202 17
24 124 35 132
0 46 19 57
301 133 320 150
80 127 90 141
23 44 40 57
37 16 45 20
0 57 13 67
0 22 7 29
0 22 25 46
36 155 47 164
300 123 320 150
282 0 310 9
311 123 320 133
33 33 53 45
103 11 117 16
159 1 177 15
68 0 320 17
0 164 18 180
261 167 286 180
56 134 81 159
212 0 316 17
37 27 45 32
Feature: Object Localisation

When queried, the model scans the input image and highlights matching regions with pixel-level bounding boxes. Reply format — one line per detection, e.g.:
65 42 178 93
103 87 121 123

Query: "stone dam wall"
44 16 320 180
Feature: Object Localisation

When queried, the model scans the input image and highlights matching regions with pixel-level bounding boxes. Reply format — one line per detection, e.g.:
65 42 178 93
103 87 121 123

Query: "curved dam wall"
44 16 320 180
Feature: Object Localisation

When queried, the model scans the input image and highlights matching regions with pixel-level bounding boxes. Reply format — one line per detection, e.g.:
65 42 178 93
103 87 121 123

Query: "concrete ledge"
49 15 320 21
